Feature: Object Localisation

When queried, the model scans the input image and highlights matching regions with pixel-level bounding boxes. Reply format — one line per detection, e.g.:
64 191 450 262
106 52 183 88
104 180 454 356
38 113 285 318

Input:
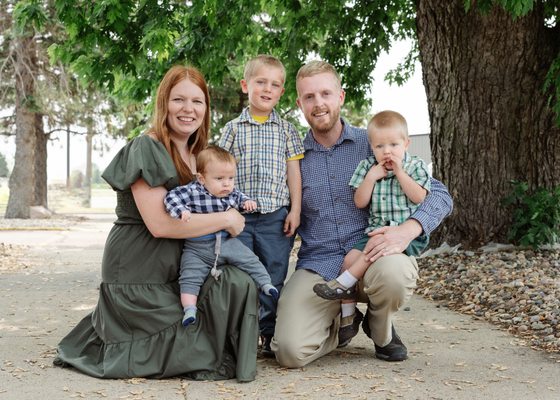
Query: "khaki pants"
272 254 418 368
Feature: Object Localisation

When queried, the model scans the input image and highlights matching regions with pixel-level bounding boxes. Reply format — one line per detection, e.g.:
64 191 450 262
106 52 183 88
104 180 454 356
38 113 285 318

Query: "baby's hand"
243 200 257 212
181 210 192 222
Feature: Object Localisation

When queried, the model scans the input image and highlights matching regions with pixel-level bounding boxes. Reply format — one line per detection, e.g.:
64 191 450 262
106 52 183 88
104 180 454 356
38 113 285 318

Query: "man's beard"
308 107 341 135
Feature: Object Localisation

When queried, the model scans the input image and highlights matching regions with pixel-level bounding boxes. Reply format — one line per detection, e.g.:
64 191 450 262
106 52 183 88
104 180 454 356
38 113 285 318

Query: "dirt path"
0 215 558 400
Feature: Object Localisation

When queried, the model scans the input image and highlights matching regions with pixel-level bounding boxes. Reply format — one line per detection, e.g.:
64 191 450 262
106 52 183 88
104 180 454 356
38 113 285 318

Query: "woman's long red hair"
150 65 210 184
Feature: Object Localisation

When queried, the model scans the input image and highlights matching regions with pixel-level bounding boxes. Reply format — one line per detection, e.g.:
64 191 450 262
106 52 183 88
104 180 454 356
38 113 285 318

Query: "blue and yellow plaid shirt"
219 107 304 214
349 154 431 233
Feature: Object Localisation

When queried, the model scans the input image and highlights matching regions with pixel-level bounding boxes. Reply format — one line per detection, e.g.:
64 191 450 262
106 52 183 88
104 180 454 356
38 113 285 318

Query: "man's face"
296 72 345 135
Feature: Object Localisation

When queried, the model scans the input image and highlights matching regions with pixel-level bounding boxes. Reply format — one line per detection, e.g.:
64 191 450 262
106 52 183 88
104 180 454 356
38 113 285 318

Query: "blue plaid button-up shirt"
164 180 250 219
219 107 305 213
297 120 453 281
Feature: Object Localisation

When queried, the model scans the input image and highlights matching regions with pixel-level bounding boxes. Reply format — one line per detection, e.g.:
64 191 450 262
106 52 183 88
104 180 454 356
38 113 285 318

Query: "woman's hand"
362 220 422 263
223 208 245 237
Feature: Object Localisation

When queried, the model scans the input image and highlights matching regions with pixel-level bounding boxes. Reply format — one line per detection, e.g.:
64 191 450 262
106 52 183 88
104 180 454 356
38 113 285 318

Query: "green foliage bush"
503 181 560 247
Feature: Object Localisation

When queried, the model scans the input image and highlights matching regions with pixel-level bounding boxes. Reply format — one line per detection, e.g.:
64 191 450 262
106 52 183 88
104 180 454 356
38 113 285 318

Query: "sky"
1 40 429 184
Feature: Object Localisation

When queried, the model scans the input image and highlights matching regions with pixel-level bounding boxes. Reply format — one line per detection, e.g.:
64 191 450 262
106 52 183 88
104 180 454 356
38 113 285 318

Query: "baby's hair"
196 145 236 174
368 110 409 140
244 54 286 83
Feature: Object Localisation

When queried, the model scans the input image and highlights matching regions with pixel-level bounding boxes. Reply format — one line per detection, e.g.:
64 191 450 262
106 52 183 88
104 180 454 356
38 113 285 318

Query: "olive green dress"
54 135 258 382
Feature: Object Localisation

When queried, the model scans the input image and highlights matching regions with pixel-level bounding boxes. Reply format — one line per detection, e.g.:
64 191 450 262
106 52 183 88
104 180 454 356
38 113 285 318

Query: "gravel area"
417 247 560 355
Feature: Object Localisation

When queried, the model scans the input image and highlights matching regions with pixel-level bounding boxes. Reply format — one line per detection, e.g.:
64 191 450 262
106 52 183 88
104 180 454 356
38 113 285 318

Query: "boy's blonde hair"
196 145 236 175
244 55 286 83
368 110 409 140
296 60 342 89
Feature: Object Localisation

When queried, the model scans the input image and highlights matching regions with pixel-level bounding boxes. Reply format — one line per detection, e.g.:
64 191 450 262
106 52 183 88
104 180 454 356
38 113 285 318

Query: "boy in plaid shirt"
219 55 304 357
164 145 278 327
313 110 431 346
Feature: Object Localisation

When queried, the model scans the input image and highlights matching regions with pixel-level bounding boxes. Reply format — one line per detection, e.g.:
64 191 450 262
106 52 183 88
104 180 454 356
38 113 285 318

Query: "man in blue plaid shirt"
163 146 278 328
272 61 453 367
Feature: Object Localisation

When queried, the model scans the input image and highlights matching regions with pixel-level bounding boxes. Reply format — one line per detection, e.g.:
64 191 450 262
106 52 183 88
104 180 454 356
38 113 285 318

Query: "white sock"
341 302 356 318
336 271 358 289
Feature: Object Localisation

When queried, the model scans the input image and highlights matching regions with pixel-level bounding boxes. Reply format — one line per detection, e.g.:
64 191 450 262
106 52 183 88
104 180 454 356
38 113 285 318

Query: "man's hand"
362 220 422 263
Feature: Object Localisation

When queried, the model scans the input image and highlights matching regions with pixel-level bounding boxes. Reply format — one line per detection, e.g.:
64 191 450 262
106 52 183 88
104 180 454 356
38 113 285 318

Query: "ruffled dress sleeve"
102 135 178 191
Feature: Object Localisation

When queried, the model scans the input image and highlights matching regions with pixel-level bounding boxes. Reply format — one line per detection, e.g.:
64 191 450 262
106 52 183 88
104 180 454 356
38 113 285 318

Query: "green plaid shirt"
349 153 431 233
219 107 304 213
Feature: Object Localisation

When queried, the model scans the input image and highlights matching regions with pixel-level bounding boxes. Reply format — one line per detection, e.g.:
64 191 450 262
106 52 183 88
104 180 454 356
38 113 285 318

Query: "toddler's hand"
369 162 387 181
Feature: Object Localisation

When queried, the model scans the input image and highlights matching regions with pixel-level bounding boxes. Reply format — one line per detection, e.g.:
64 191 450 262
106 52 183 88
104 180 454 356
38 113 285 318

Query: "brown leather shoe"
337 308 364 348
259 335 275 358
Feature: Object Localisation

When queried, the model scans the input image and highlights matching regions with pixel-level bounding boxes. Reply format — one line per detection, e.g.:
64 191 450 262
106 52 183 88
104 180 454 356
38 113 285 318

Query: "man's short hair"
296 60 341 89
243 55 286 83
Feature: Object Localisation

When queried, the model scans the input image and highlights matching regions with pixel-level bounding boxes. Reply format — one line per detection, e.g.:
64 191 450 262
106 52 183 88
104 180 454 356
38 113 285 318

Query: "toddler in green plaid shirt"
313 110 431 347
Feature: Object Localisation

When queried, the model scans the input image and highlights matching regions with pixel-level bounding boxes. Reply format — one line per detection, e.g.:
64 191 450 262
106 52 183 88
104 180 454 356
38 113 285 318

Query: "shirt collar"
239 106 281 125
303 118 358 151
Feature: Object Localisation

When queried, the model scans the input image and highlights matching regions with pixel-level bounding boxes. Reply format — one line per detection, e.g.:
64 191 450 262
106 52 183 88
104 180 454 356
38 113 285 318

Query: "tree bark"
5 35 37 219
84 130 93 207
416 1 560 247
34 113 48 208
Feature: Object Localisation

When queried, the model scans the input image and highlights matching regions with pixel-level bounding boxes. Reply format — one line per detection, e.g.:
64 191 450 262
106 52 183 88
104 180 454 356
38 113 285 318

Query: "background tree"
1 0 128 217
1 0 45 217
416 1 560 246
48 0 560 247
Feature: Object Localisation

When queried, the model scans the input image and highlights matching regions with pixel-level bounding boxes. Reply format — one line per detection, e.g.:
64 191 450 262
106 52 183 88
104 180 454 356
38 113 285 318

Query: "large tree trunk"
5 35 37 219
34 113 48 208
416 1 560 247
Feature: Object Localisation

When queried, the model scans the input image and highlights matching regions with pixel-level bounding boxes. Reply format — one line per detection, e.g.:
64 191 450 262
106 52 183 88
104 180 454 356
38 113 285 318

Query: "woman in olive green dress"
53 65 259 382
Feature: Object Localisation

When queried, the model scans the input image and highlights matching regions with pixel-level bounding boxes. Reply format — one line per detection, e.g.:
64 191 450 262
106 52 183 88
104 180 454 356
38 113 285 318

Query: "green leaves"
503 181 560 248
13 0 49 33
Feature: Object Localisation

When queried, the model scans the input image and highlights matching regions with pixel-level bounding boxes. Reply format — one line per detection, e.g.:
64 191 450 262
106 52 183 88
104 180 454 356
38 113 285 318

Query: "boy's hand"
242 200 257 212
283 210 300 237
180 210 192 222
368 162 388 181
386 154 404 174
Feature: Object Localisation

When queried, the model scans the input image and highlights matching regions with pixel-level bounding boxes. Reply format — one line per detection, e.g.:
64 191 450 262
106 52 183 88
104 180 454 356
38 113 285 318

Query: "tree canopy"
9 0 560 246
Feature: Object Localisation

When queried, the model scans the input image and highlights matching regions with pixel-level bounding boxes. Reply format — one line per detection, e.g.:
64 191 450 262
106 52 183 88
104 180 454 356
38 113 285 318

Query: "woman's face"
167 78 206 143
